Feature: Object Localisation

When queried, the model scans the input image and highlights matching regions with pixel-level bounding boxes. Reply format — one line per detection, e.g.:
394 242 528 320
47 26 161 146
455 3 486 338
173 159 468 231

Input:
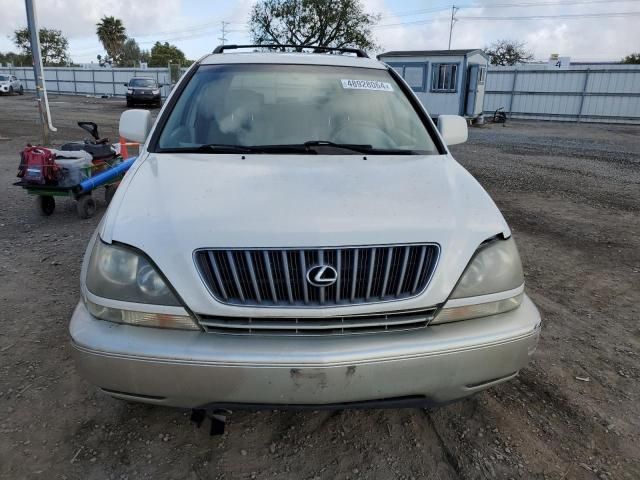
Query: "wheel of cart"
76 194 97 219
14 183 101 219
36 195 56 216
104 182 120 205
14 155 134 220
13 184 73 217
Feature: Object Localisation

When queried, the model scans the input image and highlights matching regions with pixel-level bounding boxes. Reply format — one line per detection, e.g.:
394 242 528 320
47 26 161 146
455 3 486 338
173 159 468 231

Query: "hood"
101 153 510 314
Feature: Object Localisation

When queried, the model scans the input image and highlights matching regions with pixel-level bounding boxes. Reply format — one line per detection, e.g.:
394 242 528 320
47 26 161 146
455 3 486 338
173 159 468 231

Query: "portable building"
378 49 490 118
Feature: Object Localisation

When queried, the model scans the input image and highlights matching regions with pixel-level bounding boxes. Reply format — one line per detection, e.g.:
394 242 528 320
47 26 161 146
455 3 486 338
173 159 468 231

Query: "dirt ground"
0 94 638 480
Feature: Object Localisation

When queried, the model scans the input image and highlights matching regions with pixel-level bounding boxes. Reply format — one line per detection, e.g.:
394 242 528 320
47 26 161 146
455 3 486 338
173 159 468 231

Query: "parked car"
70 45 541 411
0 74 24 95
124 77 162 107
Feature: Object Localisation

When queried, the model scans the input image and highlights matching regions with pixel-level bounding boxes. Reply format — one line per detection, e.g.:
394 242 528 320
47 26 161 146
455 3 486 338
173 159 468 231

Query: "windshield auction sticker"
341 79 394 91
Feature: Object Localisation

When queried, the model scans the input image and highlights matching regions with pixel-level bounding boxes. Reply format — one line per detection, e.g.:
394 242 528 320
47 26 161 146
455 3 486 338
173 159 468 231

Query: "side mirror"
119 109 152 144
437 115 468 146
123 83 129 87
157 83 164 87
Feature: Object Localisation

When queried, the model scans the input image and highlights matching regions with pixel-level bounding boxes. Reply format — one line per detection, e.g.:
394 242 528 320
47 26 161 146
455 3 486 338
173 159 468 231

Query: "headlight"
85 240 198 330
152 89 160 95
127 89 133 94
432 237 524 324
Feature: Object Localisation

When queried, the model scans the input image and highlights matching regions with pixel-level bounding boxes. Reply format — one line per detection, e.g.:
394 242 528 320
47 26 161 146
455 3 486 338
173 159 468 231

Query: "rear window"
155 64 439 154
0 75 9 81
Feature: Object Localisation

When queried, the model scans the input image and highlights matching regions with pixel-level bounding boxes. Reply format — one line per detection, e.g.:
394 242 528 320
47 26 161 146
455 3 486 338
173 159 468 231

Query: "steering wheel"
330 120 398 149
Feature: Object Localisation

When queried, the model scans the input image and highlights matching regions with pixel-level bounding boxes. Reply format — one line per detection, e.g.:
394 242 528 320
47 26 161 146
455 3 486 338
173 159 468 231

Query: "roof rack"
212 44 369 58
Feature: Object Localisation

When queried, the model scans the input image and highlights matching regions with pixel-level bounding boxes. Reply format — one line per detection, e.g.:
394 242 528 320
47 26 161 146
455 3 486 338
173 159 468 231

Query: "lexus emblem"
306 264 338 287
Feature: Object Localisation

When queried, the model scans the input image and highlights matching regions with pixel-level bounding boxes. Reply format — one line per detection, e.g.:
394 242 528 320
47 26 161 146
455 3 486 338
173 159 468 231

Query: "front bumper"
126 93 160 103
0 85 10 93
70 296 541 409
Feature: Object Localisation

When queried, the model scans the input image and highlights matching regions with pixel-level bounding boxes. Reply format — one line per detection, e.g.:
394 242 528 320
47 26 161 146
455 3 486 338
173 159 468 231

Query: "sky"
0 0 639 64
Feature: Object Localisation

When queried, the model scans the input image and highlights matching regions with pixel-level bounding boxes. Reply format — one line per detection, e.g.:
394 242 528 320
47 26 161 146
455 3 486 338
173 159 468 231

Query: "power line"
372 18 445 29
471 0 640 7
69 1 640 57
129 19 248 39
380 6 451 19
459 10 640 19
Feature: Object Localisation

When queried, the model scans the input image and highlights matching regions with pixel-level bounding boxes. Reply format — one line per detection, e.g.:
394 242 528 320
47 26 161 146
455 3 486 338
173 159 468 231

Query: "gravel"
0 94 639 479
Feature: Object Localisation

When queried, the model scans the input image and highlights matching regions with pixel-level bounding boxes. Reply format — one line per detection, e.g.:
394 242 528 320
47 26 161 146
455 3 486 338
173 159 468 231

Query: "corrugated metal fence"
483 65 640 124
0 66 173 98
3 64 640 124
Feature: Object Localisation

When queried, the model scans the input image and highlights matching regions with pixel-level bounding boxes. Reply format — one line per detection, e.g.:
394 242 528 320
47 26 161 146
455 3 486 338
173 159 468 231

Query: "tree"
13 27 70 66
249 0 380 51
96 16 127 64
622 53 640 64
148 42 191 67
0 51 31 66
484 39 533 66
119 38 142 67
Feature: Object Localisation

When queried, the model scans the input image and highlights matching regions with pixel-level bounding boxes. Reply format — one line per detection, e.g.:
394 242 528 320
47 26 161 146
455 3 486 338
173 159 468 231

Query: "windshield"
129 78 156 87
156 64 439 154
0 75 9 82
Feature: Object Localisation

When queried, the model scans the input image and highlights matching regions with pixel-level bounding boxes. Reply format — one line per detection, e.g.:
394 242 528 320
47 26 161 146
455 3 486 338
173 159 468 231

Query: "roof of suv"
200 52 386 70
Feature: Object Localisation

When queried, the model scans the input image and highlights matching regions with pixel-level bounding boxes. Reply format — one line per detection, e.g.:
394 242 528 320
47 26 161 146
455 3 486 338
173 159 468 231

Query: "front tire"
18 86 24 95
126 99 133 108
9 86 14 95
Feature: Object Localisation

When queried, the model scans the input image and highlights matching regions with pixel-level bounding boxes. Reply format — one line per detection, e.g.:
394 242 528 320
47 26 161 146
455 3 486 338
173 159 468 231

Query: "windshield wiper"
158 144 263 154
303 140 373 154
196 144 265 153
302 141 419 155
159 142 419 155
160 144 314 154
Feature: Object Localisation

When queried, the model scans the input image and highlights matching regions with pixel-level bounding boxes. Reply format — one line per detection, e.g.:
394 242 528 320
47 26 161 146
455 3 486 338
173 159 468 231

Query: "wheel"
104 185 117 205
126 99 133 108
37 195 55 216
9 86 14 95
18 86 24 95
76 195 96 219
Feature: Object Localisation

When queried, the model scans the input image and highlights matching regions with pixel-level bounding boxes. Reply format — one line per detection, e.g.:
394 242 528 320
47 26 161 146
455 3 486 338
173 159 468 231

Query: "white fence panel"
0 66 174 98
4 64 640 124
484 65 640 124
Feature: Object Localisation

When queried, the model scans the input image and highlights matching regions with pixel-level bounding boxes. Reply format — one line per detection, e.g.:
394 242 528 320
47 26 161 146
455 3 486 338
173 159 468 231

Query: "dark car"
125 77 163 108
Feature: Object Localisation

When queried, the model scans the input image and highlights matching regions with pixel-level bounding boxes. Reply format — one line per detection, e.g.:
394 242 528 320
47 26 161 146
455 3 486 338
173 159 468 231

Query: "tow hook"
191 408 231 436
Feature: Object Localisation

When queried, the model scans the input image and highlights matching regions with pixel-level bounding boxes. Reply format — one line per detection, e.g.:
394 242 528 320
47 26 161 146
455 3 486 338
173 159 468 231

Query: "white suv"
70 45 541 410
0 74 24 95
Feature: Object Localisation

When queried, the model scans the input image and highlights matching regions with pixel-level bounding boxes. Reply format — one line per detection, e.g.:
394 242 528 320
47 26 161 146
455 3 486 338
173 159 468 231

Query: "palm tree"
96 16 126 64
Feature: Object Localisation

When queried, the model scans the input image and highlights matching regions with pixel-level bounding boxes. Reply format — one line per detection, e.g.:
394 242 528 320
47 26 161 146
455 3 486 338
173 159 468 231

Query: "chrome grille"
194 244 439 308
198 307 438 335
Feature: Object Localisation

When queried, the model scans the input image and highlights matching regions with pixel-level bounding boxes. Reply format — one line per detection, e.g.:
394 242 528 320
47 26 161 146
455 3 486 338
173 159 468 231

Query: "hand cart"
14 122 136 219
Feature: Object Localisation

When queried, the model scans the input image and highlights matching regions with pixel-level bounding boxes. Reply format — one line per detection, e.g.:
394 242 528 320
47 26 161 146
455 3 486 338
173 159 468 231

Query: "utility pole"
448 5 459 50
25 0 48 145
25 0 55 145
218 21 230 45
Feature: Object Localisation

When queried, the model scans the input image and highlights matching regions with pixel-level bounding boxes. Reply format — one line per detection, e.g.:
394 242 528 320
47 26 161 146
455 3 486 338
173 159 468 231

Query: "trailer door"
465 65 486 116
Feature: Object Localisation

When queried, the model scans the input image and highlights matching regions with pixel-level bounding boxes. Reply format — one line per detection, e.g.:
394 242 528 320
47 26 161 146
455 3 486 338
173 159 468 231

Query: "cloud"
1 0 638 62
363 0 640 61
0 0 182 38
